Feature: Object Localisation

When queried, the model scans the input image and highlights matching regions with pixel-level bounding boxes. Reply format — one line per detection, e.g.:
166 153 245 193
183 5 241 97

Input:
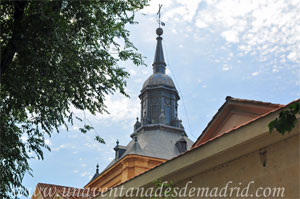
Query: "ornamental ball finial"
156 27 163 36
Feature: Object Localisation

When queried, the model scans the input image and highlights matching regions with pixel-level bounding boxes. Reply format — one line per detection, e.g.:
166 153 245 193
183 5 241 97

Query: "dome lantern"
139 25 182 129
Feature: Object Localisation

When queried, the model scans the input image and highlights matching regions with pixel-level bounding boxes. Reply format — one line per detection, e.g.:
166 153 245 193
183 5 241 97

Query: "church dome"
142 73 175 90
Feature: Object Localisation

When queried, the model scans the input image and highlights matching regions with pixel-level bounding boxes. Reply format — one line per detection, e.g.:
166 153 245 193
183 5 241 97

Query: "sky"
22 0 300 196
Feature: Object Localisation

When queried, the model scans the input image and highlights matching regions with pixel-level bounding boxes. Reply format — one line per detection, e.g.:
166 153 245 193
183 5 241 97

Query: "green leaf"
268 102 299 135
95 136 105 144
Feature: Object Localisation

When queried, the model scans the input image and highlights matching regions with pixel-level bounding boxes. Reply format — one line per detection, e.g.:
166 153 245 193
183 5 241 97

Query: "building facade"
98 98 299 199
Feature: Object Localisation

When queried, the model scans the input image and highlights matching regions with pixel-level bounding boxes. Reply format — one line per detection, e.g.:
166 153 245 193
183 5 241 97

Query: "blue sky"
22 0 299 196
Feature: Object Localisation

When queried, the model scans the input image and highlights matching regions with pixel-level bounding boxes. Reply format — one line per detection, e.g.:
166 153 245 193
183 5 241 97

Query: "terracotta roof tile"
35 183 100 199
225 96 283 107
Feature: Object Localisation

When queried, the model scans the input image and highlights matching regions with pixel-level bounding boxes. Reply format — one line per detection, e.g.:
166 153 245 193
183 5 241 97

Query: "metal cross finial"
157 4 165 27
96 163 99 173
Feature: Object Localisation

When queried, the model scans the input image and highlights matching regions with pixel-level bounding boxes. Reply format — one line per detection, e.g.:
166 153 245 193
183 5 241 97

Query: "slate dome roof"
142 73 175 90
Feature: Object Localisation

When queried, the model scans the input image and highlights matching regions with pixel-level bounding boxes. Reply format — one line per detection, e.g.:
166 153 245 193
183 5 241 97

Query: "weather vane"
157 4 165 27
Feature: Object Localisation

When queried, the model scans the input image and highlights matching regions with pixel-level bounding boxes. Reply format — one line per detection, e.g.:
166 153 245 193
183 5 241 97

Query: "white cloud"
153 0 300 67
128 69 137 76
210 0 300 65
195 20 208 29
21 135 27 143
71 92 140 128
272 68 280 73
222 64 232 71
71 125 79 131
142 0 203 23
166 68 171 75
251 72 260 76
80 171 91 177
134 78 144 83
45 139 52 146
52 144 65 152
141 0 173 15
95 95 140 123
175 0 203 22
221 30 239 43
287 52 298 62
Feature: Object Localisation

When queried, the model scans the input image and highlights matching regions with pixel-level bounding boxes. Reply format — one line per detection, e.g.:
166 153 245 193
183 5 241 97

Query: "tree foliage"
0 0 148 198
152 179 175 199
268 102 300 135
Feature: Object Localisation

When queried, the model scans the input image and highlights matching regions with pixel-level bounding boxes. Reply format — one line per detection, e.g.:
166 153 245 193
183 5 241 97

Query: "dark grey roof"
123 138 144 156
142 73 175 90
90 172 100 182
152 33 166 74
102 125 193 172
114 145 127 150
88 164 100 185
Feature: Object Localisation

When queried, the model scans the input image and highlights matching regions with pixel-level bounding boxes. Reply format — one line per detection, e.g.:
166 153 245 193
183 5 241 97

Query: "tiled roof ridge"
37 182 100 199
108 98 299 191
37 182 82 190
226 96 284 107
